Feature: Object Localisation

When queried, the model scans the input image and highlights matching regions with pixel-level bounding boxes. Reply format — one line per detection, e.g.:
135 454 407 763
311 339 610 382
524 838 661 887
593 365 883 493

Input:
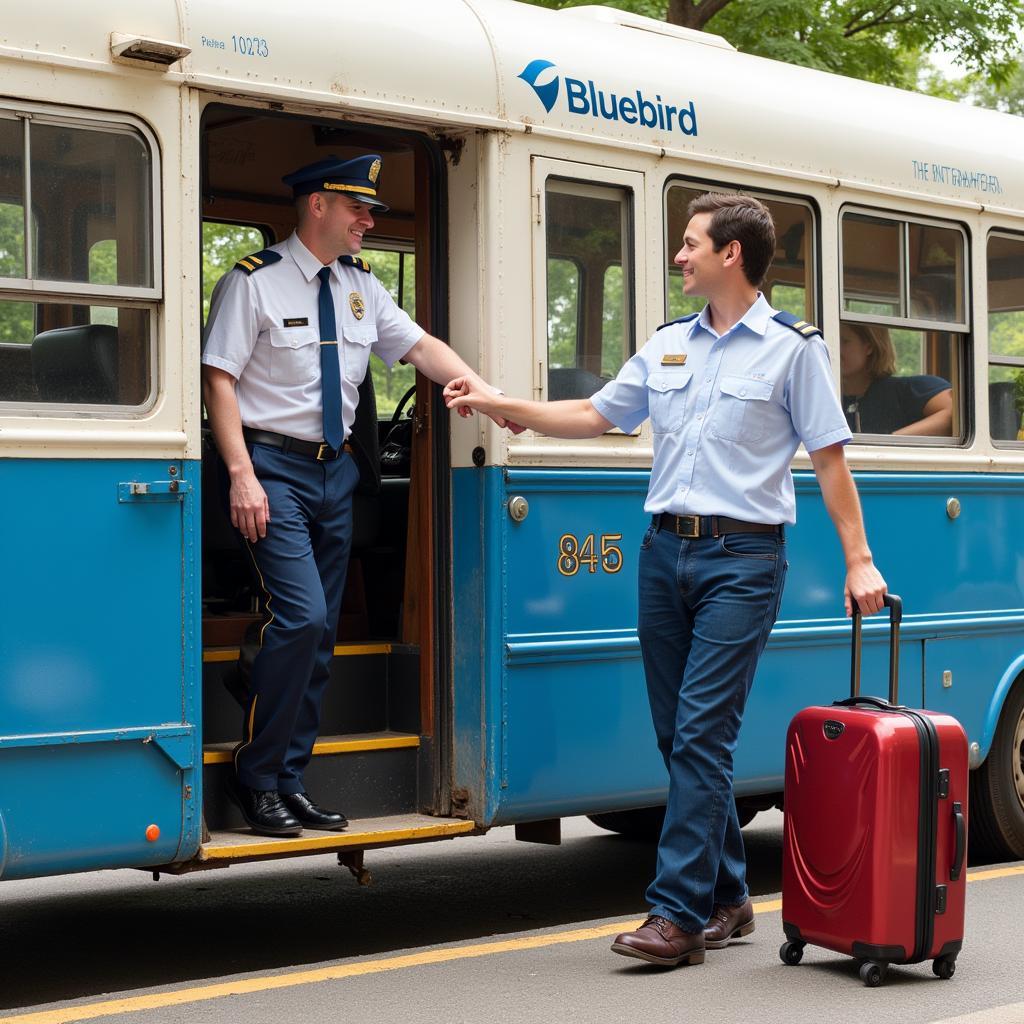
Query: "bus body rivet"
946 497 961 519
508 496 529 522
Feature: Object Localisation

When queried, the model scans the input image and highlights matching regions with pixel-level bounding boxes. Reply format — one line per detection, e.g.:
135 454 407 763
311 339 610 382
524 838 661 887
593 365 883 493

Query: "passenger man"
444 193 887 966
202 155 508 837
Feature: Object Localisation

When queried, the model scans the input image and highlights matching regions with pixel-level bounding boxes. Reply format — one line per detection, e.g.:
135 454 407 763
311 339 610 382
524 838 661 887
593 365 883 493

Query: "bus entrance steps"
200 641 423 831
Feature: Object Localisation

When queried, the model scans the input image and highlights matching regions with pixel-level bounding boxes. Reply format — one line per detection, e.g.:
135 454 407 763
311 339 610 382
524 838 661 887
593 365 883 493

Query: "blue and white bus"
1 0 1023 884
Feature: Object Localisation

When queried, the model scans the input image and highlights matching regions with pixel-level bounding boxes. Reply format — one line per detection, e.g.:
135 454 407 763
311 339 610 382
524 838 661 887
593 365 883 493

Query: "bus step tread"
199 814 478 862
202 731 420 764
202 641 419 664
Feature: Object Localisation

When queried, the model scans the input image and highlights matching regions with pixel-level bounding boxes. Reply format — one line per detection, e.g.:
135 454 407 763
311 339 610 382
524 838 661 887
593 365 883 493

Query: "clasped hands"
445 376 525 434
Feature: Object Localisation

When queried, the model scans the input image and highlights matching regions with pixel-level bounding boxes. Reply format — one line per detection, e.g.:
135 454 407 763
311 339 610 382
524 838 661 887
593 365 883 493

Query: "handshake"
443 375 526 434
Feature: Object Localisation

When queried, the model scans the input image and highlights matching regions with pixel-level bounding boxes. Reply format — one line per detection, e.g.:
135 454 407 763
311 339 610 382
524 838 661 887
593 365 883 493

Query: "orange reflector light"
146 824 160 842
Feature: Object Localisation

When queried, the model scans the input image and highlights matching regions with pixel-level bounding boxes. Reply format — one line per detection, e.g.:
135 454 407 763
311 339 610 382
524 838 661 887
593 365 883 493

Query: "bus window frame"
839 205 970 334
986 228 1024 449
661 177 821 330
0 101 162 416
530 157 643 413
838 204 971 448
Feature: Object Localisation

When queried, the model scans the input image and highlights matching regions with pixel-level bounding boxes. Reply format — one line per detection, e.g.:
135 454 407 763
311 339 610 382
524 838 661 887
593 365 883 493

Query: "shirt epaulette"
773 310 822 338
235 249 283 274
339 255 372 273
656 313 699 331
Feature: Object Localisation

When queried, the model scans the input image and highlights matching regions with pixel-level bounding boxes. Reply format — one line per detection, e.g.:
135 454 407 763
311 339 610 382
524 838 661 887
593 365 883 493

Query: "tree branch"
844 2 910 37
667 0 737 30
845 12 916 35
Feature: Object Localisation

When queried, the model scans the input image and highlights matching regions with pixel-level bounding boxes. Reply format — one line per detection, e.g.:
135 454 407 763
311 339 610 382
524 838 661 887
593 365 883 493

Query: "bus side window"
544 179 634 401
0 108 158 409
987 232 1024 444
664 181 818 327
840 210 968 443
358 245 417 421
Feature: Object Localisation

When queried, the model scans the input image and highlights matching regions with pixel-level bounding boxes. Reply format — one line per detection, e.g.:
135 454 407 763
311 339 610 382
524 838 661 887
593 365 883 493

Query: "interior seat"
31 324 119 403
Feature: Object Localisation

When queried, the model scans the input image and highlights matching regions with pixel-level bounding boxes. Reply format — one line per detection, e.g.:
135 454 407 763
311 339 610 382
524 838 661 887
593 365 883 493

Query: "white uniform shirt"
202 233 424 441
591 294 851 524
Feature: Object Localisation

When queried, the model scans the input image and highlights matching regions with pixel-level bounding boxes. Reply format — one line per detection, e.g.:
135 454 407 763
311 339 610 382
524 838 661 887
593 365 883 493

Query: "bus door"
196 104 464 858
484 157 663 825
0 104 199 879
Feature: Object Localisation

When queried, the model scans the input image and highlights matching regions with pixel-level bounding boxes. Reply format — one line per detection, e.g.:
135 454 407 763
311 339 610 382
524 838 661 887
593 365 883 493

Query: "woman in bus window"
840 322 953 436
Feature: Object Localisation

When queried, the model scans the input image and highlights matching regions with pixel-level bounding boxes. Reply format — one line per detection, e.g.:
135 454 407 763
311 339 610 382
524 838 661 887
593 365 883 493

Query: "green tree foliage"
202 222 267 324
520 0 1024 88
0 201 32 343
919 52 1024 114
360 248 417 417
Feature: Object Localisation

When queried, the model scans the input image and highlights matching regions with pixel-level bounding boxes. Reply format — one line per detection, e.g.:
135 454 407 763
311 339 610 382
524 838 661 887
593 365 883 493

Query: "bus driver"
202 155 511 838
444 193 887 967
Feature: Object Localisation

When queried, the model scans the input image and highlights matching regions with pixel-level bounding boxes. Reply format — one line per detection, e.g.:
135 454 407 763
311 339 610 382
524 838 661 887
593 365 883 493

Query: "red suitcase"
780 595 968 986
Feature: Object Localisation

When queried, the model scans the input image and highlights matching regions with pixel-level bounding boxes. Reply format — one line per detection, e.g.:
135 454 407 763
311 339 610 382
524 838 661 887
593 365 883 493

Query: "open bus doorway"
195 104 454 854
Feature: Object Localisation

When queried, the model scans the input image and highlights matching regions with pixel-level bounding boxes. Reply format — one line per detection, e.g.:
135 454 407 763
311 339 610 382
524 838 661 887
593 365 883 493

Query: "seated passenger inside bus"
839 322 953 436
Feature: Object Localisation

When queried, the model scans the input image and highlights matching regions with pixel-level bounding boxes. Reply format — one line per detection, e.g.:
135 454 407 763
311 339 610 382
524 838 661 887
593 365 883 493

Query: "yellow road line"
0 868 1017 1023
964 864 1024 882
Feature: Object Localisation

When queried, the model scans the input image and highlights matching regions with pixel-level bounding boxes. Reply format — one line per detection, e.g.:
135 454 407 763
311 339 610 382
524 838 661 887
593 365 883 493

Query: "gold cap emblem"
368 158 381 185
349 292 365 320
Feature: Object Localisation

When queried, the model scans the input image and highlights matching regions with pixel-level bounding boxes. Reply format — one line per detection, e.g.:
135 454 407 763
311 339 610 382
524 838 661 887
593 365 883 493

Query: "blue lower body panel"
0 458 201 879
451 466 1024 827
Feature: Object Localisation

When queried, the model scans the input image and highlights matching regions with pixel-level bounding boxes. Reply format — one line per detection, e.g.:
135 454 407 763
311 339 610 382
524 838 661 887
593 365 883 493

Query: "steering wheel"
390 385 416 427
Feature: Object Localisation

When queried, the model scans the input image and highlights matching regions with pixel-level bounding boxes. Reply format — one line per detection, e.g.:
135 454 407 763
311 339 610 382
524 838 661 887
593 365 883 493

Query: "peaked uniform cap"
282 154 389 211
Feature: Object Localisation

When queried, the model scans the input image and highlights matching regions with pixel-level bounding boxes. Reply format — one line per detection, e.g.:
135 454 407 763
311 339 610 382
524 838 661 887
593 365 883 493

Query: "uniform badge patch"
349 292 365 320
368 158 381 184
661 353 687 365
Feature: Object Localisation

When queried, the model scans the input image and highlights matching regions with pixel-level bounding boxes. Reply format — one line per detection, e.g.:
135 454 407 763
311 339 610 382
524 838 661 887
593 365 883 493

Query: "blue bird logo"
518 59 560 114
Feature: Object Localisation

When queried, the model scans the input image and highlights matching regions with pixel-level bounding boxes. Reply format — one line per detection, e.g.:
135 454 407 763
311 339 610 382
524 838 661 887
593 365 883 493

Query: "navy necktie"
317 266 343 451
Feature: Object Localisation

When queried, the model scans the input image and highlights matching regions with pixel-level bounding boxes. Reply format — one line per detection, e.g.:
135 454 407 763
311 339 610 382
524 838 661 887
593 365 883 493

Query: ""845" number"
557 533 623 576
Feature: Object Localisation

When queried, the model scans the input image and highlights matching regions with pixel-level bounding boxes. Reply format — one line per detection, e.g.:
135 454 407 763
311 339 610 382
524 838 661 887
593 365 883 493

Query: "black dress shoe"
227 781 303 837
281 792 348 831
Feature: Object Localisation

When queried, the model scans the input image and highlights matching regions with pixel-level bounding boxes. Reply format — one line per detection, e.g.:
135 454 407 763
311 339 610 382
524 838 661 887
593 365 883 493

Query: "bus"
1 0 1023 886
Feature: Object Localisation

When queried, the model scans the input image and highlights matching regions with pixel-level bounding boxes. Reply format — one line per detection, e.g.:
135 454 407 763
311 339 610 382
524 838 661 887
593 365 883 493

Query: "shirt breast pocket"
343 324 378 384
268 327 320 386
712 375 774 443
647 370 693 434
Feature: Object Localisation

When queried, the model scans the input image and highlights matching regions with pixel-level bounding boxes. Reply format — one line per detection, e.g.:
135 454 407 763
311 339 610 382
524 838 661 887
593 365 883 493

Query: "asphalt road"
0 812 1022 1024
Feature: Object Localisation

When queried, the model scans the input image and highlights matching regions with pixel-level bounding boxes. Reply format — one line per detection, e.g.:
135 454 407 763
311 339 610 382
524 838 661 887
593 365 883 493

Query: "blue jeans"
232 444 359 794
637 522 787 933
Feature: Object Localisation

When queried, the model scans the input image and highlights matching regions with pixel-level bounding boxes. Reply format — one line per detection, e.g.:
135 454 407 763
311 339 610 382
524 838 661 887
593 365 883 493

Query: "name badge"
661 353 687 365
283 317 309 327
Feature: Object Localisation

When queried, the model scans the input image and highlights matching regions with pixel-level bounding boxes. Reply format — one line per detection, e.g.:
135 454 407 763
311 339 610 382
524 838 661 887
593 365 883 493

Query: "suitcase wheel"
932 956 956 980
859 961 888 987
779 941 805 966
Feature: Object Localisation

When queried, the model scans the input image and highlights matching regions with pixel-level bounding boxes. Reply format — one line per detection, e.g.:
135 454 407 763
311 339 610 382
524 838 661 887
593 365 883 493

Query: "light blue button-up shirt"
591 294 851 524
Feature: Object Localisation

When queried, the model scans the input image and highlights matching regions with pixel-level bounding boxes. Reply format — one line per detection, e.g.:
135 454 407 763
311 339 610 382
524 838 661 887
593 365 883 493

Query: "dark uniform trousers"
232 442 359 794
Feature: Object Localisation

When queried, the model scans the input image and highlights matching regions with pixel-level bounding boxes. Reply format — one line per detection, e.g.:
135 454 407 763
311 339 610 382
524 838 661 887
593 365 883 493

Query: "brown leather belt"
654 513 784 539
243 427 352 462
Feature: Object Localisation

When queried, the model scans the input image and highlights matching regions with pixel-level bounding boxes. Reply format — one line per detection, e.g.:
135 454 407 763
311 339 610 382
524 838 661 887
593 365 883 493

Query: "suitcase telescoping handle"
849 593 902 704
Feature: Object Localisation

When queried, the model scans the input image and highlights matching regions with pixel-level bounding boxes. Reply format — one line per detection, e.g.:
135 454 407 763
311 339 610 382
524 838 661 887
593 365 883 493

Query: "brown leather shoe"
611 916 705 966
704 898 755 948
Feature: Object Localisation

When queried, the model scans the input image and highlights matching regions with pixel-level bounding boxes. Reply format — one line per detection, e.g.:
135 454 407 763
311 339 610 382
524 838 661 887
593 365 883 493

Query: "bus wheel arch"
971 665 1024 861
588 799 762 840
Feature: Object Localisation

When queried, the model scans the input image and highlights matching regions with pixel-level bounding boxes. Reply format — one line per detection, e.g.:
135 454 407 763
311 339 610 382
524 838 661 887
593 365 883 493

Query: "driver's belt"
242 427 353 461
